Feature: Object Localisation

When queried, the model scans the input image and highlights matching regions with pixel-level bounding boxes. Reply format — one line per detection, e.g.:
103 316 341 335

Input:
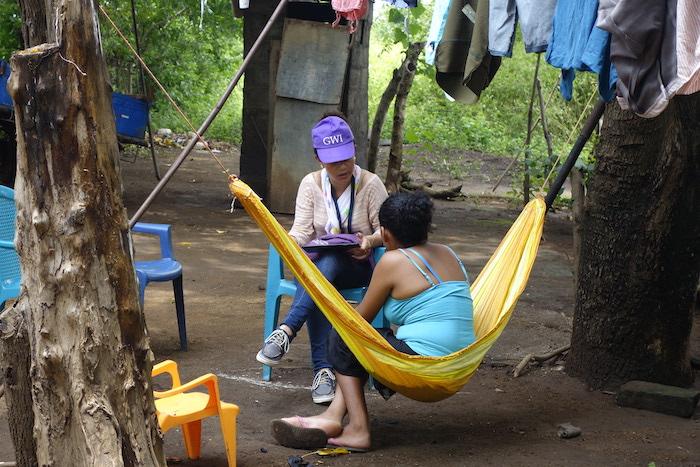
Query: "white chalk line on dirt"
217 371 474 397
217 372 311 391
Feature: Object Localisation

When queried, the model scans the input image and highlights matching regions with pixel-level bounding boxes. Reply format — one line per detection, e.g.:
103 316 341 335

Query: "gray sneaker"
311 368 336 404
256 329 290 365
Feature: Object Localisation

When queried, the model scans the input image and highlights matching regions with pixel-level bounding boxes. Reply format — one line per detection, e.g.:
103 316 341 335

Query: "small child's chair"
132 222 187 350
152 360 239 467
262 244 387 381
0 185 21 309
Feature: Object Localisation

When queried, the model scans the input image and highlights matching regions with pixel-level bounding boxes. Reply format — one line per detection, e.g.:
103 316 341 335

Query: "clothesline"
418 0 699 116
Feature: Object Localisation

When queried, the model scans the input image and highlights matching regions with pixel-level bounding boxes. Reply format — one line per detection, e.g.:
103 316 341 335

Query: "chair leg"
181 419 202 460
262 294 282 382
137 271 147 308
219 406 239 467
173 275 187 351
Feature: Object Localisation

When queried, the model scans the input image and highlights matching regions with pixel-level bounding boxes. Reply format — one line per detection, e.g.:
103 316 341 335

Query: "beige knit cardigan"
288 168 389 248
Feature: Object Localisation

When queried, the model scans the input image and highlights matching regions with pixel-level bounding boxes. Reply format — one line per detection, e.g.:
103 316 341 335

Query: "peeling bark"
568 95 700 389
5 1 166 465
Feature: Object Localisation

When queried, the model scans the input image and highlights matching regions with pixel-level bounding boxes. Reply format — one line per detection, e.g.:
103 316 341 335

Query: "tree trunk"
5 0 166 465
0 306 37 467
570 167 585 289
367 67 402 174
567 95 700 389
384 42 422 193
17 0 48 48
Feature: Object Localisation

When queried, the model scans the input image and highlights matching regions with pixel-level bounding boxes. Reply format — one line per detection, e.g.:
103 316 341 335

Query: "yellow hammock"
229 179 546 402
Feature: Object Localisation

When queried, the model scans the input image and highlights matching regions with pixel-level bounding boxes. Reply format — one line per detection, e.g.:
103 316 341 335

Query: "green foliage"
100 0 243 142
376 3 429 50
0 1 21 60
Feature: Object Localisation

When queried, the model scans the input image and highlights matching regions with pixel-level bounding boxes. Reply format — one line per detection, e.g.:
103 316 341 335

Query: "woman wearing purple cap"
256 113 388 404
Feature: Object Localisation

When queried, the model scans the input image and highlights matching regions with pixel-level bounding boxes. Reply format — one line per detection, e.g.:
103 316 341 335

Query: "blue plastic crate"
0 61 12 109
112 92 150 141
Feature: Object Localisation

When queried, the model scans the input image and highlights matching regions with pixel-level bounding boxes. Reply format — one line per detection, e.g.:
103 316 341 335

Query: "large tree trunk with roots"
0 0 166 465
567 95 700 389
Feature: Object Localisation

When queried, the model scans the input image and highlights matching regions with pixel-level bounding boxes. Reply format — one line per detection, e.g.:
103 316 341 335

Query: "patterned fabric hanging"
331 0 368 33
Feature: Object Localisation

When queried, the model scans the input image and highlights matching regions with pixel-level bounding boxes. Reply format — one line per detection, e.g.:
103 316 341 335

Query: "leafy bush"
0 1 20 61
100 0 244 142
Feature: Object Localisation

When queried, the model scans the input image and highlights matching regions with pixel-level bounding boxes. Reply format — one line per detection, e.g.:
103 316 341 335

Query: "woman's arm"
288 176 316 245
364 175 389 248
354 253 398 322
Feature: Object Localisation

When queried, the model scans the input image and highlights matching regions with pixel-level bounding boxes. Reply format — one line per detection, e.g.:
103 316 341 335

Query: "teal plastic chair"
0 185 20 309
262 244 387 381
133 222 187 351
0 187 187 353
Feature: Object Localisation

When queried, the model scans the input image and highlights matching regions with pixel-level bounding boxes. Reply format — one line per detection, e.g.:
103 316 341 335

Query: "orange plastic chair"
152 360 239 467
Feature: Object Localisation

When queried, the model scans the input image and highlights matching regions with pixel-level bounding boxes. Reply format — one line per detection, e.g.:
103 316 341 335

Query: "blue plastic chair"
133 222 187 351
262 244 387 381
0 185 20 309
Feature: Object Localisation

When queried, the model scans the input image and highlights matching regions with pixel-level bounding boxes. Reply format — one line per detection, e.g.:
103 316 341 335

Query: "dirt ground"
1 144 699 466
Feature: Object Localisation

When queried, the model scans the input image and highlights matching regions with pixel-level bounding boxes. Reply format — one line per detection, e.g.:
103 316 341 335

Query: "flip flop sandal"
271 419 328 450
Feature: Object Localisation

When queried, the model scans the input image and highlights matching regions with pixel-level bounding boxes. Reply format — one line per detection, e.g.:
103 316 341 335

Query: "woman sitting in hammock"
271 191 475 451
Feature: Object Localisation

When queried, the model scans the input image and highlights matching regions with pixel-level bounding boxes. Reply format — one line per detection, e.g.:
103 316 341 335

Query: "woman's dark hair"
379 191 433 247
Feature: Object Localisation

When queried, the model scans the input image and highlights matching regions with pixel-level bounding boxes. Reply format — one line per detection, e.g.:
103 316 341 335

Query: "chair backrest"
0 185 21 300
131 222 175 259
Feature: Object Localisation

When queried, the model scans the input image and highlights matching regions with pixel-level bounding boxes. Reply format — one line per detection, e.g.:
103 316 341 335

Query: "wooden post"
342 1 373 168
241 0 285 199
523 53 541 205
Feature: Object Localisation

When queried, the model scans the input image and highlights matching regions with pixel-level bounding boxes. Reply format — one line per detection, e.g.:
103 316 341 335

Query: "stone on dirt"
557 423 581 439
615 380 700 418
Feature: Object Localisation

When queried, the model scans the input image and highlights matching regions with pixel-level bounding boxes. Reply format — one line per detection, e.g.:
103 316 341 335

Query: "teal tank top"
382 247 475 356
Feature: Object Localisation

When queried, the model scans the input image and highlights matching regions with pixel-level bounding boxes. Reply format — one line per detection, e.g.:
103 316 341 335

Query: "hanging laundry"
383 0 419 8
488 0 556 57
425 0 452 65
597 0 677 118
332 0 369 33
674 0 700 96
433 0 501 103
545 0 617 102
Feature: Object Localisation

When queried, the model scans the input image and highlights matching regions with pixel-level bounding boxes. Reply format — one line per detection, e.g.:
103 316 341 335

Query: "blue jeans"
282 252 372 373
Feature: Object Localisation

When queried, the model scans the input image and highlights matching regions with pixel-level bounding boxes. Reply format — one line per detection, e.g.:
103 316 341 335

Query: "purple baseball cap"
311 116 355 163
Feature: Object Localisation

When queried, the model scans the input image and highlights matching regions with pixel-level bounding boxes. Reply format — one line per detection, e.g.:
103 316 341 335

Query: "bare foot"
327 427 371 451
281 415 343 437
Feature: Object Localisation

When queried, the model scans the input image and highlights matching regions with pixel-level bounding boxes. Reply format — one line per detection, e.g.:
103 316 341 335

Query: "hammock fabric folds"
229 179 546 402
